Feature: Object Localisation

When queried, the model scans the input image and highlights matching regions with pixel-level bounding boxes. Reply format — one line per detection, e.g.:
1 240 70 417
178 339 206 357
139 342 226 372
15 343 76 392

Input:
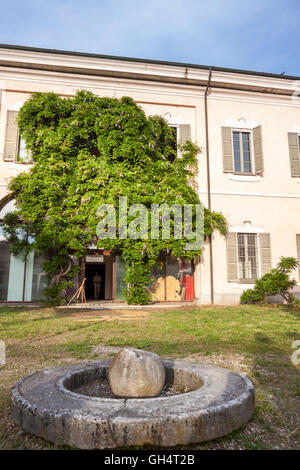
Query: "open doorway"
84 263 105 300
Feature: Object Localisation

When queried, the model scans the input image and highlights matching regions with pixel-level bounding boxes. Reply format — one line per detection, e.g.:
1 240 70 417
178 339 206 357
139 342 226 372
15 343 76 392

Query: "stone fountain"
11 348 254 448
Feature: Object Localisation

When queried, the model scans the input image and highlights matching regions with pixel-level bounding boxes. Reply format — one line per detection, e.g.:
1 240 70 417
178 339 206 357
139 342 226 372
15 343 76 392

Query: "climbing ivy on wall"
2 91 227 304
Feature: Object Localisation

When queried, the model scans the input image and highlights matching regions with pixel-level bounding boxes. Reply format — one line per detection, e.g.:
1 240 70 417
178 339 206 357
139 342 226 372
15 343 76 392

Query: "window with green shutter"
226 232 238 282
3 110 31 163
168 124 191 160
227 231 271 283
222 126 263 175
259 233 271 275
288 133 300 177
179 124 191 147
3 110 19 162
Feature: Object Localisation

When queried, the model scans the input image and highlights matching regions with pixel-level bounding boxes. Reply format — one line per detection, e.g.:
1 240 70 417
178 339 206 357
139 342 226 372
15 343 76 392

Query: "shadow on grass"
249 332 300 449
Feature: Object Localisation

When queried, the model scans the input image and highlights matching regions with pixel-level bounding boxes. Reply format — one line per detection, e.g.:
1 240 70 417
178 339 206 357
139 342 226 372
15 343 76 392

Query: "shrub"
240 289 265 304
240 257 298 305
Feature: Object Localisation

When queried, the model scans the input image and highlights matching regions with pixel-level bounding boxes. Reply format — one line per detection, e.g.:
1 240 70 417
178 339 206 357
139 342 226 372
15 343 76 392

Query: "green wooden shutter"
253 125 263 174
221 127 233 173
3 111 19 162
179 124 191 146
260 233 271 275
227 232 238 281
296 234 300 281
288 133 300 177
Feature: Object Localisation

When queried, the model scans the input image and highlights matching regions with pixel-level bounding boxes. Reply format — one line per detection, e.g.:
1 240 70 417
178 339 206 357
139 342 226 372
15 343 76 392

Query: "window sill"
230 282 256 289
8 161 33 168
227 174 262 182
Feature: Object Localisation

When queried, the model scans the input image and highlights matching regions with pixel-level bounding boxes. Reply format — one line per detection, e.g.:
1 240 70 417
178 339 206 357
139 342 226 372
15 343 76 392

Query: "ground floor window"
237 233 258 281
149 256 194 302
0 199 47 302
0 232 47 302
115 256 127 301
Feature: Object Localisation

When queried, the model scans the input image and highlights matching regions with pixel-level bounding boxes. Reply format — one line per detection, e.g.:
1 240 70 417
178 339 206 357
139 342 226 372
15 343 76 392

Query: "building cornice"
1 43 299 81
0 44 299 98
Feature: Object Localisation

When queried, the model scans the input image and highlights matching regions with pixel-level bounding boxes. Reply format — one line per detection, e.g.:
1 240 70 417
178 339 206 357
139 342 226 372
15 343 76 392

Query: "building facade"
0 44 300 304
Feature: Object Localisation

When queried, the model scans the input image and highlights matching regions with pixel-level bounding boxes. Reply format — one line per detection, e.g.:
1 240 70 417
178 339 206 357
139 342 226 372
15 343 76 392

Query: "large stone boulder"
108 348 165 397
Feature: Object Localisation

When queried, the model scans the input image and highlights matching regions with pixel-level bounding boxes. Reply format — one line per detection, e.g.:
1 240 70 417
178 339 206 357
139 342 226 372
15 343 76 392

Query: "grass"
0 303 299 450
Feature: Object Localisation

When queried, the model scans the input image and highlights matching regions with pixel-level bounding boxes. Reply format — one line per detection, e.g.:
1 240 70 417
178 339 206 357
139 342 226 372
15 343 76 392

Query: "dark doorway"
85 263 105 300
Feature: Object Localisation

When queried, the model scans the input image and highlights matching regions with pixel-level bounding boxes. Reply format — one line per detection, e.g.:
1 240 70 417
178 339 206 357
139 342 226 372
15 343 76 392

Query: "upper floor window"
222 125 263 176
165 124 191 161
3 110 31 163
288 132 300 177
233 131 252 174
168 125 178 161
17 135 31 163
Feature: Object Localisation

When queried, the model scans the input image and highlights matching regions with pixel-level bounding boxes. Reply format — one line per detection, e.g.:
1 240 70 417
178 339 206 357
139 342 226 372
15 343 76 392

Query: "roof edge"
0 43 299 82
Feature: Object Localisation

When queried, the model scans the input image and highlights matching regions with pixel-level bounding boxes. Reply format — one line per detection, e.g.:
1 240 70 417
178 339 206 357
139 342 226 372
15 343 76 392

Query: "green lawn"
0 304 299 450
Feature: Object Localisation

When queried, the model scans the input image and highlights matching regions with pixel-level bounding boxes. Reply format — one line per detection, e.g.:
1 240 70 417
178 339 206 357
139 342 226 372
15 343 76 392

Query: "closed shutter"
253 125 263 174
260 233 271 275
3 111 19 162
227 232 238 281
221 127 233 173
179 124 191 146
288 133 300 177
296 234 300 281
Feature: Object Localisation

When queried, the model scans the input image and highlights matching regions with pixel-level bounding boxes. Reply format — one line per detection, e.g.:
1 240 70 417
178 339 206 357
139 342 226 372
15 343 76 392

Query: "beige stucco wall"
197 92 300 303
1 47 300 304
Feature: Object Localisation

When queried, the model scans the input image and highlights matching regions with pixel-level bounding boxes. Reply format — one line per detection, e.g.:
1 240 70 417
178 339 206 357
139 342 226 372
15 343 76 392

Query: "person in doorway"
93 272 102 299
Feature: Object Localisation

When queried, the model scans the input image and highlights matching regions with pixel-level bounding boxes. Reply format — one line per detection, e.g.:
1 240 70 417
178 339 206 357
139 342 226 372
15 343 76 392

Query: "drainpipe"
204 68 214 304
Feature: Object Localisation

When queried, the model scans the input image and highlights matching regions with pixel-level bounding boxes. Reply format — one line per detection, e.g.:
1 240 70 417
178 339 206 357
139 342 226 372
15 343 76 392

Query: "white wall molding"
227 174 262 182
229 225 264 233
207 89 300 108
230 283 256 289
199 189 300 199
0 69 203 101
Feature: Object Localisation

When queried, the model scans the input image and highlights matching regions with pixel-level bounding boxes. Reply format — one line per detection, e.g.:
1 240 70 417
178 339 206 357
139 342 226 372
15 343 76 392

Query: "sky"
0 0 300 76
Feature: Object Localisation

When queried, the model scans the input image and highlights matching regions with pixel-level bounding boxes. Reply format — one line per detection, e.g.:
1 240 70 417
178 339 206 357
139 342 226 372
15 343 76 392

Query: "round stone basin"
11 359 254 449
63 361 203 398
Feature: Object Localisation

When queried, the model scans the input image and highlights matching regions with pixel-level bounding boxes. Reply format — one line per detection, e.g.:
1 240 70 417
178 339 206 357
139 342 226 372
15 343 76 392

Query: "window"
17 135 31 163
148 256 194 301
237 233 258 281
0 199 47 301
233 131 252 174
166 124 191 161
168 125 178 161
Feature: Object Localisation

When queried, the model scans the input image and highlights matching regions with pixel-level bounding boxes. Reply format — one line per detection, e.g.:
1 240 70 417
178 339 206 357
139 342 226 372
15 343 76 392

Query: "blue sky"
0 0 300 76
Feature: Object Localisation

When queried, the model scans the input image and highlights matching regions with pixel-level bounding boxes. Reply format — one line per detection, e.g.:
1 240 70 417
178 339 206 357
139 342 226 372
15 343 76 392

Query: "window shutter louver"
296 234 300 281
260 233 271 275
288 133 300 177
221 127 233 173
3 111 19 162
227 232 238 281
253 125 263 174
178 124 191 146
